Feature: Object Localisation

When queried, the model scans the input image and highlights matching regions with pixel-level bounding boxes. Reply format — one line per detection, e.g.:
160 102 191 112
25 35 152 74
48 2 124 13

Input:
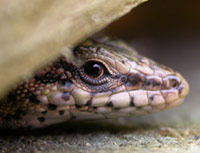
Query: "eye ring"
78 60 109 85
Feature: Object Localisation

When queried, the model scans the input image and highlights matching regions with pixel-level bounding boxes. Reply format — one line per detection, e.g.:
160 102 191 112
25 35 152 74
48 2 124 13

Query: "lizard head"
70 37 189 117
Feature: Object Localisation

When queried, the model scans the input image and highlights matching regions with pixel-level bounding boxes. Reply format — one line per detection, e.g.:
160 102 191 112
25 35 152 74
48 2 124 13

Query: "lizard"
0 37 189 129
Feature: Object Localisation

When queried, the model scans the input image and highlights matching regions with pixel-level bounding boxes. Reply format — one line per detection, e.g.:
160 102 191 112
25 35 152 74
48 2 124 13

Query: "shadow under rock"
0 119 157 138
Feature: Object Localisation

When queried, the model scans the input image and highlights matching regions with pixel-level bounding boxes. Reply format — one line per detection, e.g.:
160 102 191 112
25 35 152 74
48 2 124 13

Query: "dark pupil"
84 62 102 78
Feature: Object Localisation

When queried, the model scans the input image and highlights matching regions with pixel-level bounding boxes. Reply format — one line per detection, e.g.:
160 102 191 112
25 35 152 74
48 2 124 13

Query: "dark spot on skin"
41 111 48 115
75 104 82 108
128 73 144 86
59 110 65 115
152 81 161 87
130 97 135 106
38 117 45 123
120 76 127 83
144 79 161 88
85 99 92 106
107 101 113 107
62 92 70 101
150 95 154 101
29 94 40 104
144 80 151 86
48 104 57 110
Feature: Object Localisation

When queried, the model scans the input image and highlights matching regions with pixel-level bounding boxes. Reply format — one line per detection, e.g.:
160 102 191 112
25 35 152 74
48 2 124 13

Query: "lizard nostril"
170 79 179 88
168 76 180 89
163 75 181 89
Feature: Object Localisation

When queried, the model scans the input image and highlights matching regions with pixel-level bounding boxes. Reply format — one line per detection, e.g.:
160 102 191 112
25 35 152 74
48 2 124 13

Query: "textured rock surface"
0 0 146 97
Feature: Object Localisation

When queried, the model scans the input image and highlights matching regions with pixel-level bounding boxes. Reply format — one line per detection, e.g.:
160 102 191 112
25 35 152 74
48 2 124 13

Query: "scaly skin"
0 37 189 129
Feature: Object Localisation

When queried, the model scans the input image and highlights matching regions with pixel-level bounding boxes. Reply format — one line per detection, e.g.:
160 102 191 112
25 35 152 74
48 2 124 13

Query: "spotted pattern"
0 37 189 129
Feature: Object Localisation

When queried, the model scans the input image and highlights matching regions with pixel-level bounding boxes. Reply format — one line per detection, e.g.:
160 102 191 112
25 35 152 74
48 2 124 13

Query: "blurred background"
104 0 200 119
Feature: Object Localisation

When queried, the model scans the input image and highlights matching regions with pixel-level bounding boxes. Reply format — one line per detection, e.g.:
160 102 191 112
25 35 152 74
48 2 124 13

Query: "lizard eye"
83 61 104 79
79 60 109 85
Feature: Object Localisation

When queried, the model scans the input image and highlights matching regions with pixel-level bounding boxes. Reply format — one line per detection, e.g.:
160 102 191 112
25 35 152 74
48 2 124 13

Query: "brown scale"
126 72 145 90
4 57 70 109
13 58 73 111
144 76 163 91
